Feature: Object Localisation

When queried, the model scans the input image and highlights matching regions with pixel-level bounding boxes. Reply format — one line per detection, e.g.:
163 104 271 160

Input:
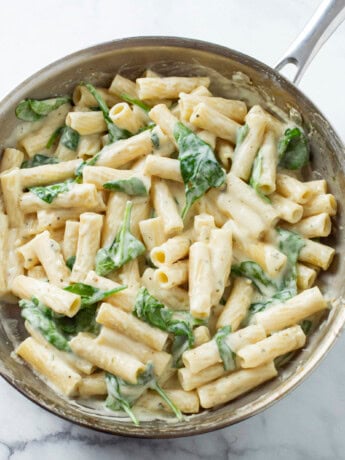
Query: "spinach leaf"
174 122 226 218
214 326 236 371
278 127 309 170
56 305 100 337
151 131 160 149
105 362 183 425
249 149 271 203
74 152 101 181
138 121 156 133
300 319 312 335
235 123 249 150
21 154 59 169
249 288 293 316
29 179 73 204
19 298 70 351
103 177 147 196
277 227 305 295
46 126 80 150
105 373 140 425
120 93 150 112
46 127 63 149
95 201 145 276
82 83 131 143
15 97 71 122
171 335 190 368
64 282 127 308
60 126 79 151
133 286 171 329
133 287 204 367
66 255 76 271
232 261 276 295
245 229 305 322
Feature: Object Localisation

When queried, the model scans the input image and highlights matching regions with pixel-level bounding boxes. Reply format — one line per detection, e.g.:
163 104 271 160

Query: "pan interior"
0 38 344 438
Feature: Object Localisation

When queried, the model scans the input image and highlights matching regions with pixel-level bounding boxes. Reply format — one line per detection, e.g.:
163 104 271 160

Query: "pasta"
1 72 335 423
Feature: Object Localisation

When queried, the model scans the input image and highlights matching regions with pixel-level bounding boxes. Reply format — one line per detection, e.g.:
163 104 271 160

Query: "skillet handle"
275 0 345 85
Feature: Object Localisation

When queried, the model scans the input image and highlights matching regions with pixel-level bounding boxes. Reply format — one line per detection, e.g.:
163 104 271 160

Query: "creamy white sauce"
2 65 336 426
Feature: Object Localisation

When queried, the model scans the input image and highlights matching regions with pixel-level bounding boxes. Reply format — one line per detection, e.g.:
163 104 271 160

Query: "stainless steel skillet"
0 0 344 438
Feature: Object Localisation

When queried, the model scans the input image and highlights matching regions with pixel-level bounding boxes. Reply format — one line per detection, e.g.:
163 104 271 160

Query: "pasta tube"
182 324 266 374
70 213 103 283
84 271 136 312
151 179 183 237
254 287 327 334
231 105 267 181
31 231 70 287
151 232 192 266
96 328 171 377
216 277 254 330
189 242 213 319
70 333 145 384
12 275 81 317
190 103 240 143
96 302 169 351
20 183 99 214
154 261 189 289
237 325 306 368
179 93 247 123
137 76 210 100
17 337 81 397
198 361 277 408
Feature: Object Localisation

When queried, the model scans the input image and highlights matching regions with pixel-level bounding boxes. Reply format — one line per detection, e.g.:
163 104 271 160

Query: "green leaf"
249 149 271 203
105 363 183 424
300 319 312 335
95 201 145 276
133 287 203 368
64 282 127 308
138 121 156 133
214 325 236 371
103 177 147 196
21 154 59 169
82 83 131 143
29 179 73 204
232 261 276 295
137 363 183 420
174 122 226 218
171 335 190 368
29 97 71 116
120 93 150 112
278 127 309 170
19 298 70 351
244 230 305 323
235 123 249 150
74 152 100 181
60 126 80 150
15 100 43 122
56 305 100 337
66 255 76 271
46 126 80 151
15 97 70 121
277 227 305 295
133 286 172 330
46 126 64 149
105 373 140 426
151 131 160 149
247 289 294 321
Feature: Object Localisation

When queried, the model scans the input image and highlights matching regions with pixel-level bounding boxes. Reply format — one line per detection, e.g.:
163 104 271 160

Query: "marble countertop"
0 0 345 458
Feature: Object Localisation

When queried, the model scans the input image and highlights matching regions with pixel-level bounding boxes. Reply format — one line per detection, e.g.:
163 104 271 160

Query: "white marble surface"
0 0 345 458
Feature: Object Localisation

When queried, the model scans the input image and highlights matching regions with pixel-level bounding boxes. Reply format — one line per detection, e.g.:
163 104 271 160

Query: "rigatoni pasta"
0 71 335 424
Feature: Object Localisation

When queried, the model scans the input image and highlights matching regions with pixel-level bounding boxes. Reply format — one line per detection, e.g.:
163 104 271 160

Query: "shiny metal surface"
0 36 345 438
275 0 345 84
